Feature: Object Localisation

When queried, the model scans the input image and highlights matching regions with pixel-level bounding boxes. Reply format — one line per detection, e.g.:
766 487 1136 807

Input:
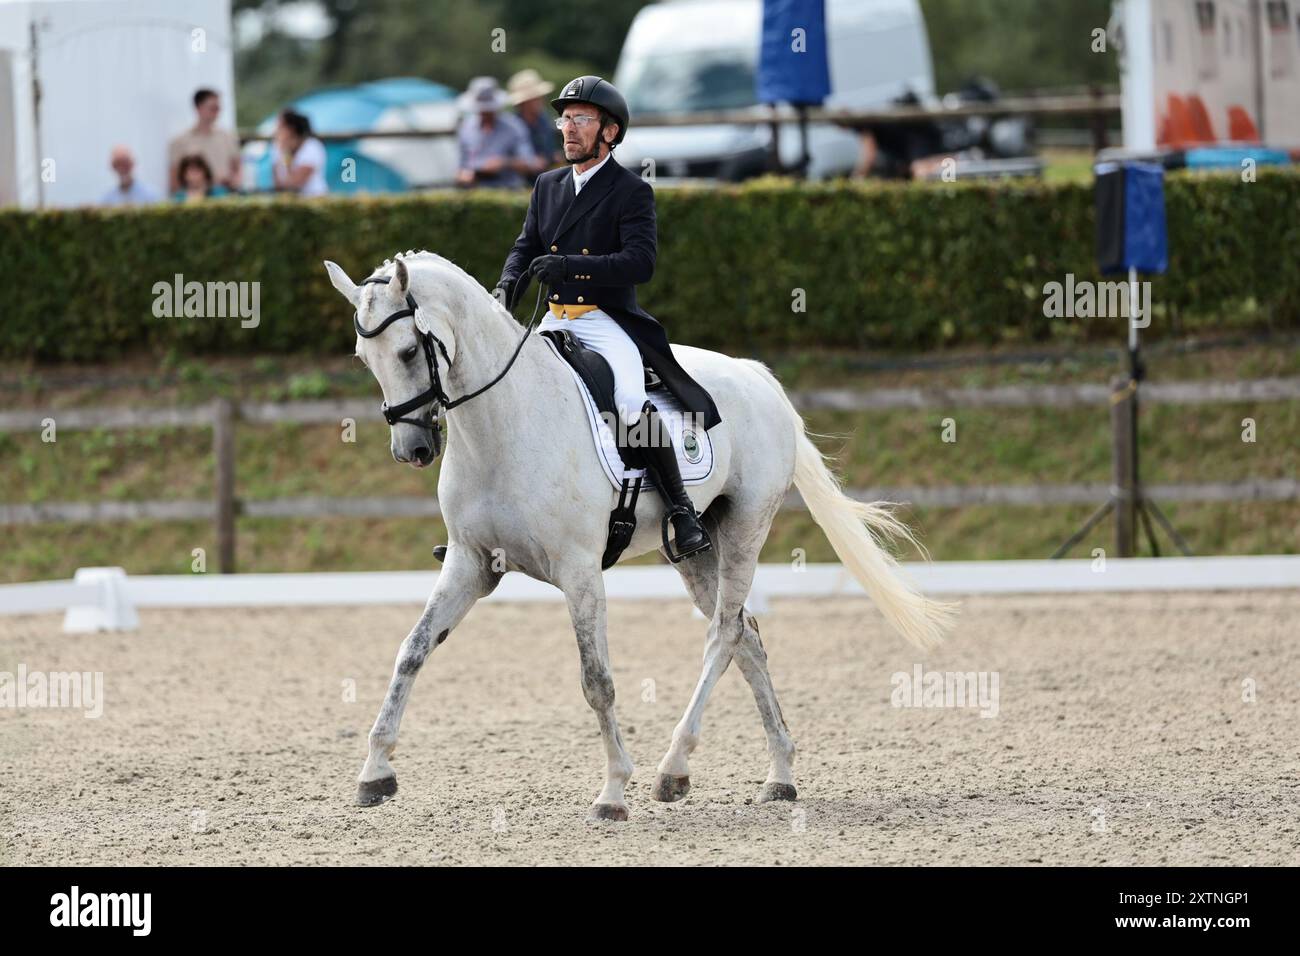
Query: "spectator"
171 155 229 202
852 89 948 181
272 109 328 197
455 76 537 189
507 69 562 180
99 146 159 206
168 89 242 192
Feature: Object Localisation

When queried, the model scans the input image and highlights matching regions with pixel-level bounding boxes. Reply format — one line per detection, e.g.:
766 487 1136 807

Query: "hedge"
1 170 1297 362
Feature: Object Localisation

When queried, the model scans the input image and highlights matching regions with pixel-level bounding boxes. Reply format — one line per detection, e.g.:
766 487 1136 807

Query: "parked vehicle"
611 0 936 181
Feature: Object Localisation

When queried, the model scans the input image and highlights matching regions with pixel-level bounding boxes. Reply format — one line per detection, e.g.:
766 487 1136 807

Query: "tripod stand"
1052 268 1192 559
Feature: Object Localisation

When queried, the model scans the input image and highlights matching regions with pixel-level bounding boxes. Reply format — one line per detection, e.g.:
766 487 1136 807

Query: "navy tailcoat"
499 158 722 431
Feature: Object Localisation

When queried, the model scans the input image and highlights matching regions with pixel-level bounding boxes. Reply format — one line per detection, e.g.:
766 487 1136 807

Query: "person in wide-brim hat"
507 68 554 106
457 76 510 114
508 69 561 177
455 76 538 189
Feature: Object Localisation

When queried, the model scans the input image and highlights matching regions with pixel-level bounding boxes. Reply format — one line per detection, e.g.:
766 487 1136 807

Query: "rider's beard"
565 131 604 165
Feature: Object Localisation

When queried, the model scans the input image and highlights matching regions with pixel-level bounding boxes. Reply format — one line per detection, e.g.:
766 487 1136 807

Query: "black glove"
528 254 567 286
493 273 531 310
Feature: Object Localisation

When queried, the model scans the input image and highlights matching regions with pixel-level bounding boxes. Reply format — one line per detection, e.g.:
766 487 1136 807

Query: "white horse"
325 251 956 820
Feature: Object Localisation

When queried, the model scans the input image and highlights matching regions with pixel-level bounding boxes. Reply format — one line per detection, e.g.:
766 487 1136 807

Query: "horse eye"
400 345 419 363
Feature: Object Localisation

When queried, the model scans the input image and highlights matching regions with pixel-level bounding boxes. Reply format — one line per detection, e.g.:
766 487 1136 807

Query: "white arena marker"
0 557 1297 628
62 567 139 633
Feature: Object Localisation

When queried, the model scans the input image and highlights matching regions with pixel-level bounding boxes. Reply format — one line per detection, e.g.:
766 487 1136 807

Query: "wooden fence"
2 376 1297 571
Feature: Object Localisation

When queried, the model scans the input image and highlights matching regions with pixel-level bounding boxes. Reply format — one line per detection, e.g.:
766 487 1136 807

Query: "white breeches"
538 309 647 426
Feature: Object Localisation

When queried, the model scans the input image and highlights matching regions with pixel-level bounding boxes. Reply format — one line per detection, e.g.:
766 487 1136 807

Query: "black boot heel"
661 506 712 562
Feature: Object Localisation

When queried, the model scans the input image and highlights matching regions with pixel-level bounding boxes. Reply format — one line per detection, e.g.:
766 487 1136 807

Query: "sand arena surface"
2 590 1297 866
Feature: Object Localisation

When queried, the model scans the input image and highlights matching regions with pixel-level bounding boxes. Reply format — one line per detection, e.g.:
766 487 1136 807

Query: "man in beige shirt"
167 89 242 192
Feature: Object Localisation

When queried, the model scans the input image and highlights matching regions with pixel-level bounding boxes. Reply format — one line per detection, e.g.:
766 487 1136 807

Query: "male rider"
493 76 718 560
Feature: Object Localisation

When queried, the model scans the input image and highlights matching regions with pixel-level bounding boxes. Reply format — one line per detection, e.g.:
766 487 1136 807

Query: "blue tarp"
1184 146 1292 169
757 0 831 105
250 77 456 194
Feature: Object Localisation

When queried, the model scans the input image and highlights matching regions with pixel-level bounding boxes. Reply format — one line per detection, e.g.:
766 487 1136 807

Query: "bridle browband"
354 273 546 428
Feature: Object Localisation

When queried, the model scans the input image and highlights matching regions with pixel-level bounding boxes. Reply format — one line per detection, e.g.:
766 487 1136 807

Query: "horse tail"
744 361 958 652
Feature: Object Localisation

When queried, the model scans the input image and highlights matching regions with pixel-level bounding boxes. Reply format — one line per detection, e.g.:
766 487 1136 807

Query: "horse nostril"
412 446 430 462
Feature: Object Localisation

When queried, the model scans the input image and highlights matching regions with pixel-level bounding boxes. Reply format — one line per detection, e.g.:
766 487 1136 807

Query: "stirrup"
661 505 711 563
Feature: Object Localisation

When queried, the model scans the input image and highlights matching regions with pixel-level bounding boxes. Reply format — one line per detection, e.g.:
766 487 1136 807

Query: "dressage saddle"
539 328 659 569
431 330 704 570
433 330 665 569
538 328 662 459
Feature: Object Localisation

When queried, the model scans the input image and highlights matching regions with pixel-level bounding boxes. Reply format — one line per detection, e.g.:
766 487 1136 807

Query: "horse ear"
324 260 359 306
391 257 410 299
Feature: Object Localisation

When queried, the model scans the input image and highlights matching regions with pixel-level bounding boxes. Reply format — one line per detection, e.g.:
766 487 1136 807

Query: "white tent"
0 0 235 208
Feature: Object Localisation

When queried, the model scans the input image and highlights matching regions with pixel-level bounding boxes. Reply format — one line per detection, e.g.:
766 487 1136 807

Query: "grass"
1041 148 1099 184
1 342 1296 582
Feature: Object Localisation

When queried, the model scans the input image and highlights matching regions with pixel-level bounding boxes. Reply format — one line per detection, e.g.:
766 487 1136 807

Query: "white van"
612 0 935 181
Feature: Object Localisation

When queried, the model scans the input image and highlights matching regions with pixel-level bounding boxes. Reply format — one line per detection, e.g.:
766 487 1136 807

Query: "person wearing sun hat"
508 68 563 179
455 76 538 189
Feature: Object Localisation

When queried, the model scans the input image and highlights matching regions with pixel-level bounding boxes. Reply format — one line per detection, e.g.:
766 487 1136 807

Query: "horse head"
325 255 459 468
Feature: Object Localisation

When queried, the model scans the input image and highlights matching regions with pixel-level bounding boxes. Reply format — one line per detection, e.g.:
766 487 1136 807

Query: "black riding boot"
636 400 711 561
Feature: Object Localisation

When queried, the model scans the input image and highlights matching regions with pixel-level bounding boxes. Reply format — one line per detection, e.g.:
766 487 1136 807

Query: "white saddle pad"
541 334 715 491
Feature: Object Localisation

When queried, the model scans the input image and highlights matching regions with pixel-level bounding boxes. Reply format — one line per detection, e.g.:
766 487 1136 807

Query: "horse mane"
363 250 522 339
363 248 442 282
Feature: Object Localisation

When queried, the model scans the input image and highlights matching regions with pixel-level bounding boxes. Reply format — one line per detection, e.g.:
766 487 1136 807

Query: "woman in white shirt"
272 109 328 197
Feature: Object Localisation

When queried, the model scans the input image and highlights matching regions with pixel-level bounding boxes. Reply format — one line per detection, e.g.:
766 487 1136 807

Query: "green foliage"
232 0 636 126
918 0 1118 93
231 0 1121 127
2 171 1296 362
285 370 333 399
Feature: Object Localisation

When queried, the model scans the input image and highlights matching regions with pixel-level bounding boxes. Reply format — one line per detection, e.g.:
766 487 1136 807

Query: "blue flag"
758 0 832 106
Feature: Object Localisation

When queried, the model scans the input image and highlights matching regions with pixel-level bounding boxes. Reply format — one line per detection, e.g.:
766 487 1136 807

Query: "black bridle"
354 274 546 428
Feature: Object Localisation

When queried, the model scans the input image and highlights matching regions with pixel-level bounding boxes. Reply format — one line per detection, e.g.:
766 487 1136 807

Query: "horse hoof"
758 782 798 803
651 773 691 802
356 775 397 807
588 803 629 822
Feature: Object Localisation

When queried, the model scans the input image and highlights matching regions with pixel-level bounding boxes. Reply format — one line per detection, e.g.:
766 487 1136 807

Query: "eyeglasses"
554 115 601 130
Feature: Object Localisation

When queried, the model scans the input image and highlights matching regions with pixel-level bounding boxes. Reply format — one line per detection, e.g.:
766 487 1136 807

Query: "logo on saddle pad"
681 429 703 464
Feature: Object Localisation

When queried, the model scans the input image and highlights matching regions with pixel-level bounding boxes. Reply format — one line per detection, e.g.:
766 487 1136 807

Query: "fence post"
1110 377 1136 557
213 398 236 573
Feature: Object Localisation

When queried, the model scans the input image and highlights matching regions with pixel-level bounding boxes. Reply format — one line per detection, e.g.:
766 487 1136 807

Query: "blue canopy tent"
757 0 831 177
247 77 457 194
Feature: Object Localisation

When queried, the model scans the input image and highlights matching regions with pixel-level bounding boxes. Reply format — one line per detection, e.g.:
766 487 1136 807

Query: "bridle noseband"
353 273 545 429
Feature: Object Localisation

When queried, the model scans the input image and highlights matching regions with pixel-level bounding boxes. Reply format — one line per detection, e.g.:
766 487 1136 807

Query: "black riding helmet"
550 75 630 147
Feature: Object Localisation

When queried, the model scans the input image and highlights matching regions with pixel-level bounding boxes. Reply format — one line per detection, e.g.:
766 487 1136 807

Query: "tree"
919 0 1118 93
